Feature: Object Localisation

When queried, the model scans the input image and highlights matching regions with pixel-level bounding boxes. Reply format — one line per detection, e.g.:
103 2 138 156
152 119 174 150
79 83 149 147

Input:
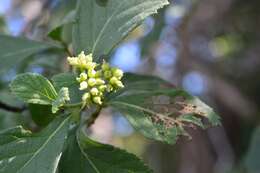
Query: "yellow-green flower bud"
88 69 96 78
86 62 97 70
78 51 85 59
109 77 118 85
112 68 123 79
98 85 107 92
88 78 96 87
68 54 125 107
106 84 113 92
95 70 102 78
85 53 93 62
93 96 102 105
82 92 91 102
102 61 110 71
78 53 88 68
79 81 88 90
96 79 105 85
115 80 124 88
90 87 99 96
67 57 78 66
104 70 112 79
77 72 88 82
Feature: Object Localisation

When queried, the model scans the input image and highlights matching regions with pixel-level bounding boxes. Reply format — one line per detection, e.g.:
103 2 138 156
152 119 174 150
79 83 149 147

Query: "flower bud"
82 92 91 102
96 79 105 85
112 68 123 79
115 80 124 88
79 81 88 90
88 78 96 87
77 72 88 82
98 85 107 92
95 70 102 78
88 69 96 78
101 60 110 71
90 87 99 96
106 84 113 92
85 53 93 62
109 77 118 85
78 51 85 59
86 62 97 70
67 57 78 66
104 70 112 79
78 53 88 68
93 96 102 105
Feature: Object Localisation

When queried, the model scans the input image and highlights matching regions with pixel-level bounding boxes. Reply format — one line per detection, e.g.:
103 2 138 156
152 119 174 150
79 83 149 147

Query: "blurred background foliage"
0 0 260 173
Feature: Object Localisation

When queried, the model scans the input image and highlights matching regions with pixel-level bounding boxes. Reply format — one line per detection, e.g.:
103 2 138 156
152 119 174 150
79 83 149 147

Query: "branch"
0 101 26 113
86 106 102 127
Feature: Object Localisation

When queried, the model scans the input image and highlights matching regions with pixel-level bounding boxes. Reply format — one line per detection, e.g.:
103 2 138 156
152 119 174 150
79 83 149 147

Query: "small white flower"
79 81 88 90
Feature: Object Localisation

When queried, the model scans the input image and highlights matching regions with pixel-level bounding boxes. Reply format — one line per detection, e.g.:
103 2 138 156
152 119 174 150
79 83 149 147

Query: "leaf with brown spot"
108 89 220 144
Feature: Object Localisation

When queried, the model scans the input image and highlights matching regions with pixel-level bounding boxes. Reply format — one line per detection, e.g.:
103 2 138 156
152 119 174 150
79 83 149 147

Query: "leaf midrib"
109 101 160 116
91 0 125 53
17 116 70 172
1 45 50 58
76 134 101 173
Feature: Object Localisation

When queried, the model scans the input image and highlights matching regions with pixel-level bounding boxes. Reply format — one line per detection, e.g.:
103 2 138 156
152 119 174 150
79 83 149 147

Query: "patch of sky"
111 40 141 72
182 71 207 95
6 16 25 36
1 69 16 82
113 113 134 137
155 41 177 67
30 66 44 74
0 0 11 15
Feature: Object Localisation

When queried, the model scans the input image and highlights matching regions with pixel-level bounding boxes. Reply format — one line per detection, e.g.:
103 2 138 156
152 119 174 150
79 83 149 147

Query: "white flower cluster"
67 51 124 106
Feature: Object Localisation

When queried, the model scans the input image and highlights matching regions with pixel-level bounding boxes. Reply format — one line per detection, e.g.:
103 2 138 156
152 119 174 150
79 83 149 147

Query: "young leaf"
52 87 70 113
52 73 83 104
0 116 71 173
0 35 60 74
70 128 153 173
108 89 221 144
10 73 58 105
73 0 169 58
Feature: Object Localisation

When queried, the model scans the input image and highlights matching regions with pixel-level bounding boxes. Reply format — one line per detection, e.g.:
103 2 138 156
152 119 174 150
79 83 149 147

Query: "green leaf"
0 110 24 130
48 10 76 41
0 91 24 108
28 104 56 127
123 73 170 90
52 87 70 113
0 35 60 74
0 116 71 173
58 127 90 173
108 73 170 99
245 126 260 173
70 128 153 173
52 73 82 104
10 73 58 105
73 0 169 58
0 126 31 145
108 89 220 144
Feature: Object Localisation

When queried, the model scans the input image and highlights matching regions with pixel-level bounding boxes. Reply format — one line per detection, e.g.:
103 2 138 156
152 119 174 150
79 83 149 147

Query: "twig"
86 106 102 127
0 101 26 113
